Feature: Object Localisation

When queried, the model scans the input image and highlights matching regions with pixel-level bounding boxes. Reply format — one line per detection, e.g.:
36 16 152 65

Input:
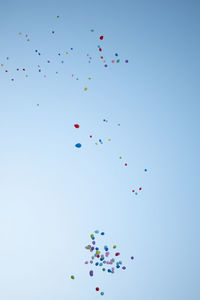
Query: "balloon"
75 143 82 148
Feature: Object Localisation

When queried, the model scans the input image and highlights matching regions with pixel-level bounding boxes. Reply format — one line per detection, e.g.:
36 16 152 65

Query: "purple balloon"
89 270 93 277
122 266 126 270
131 256 134 260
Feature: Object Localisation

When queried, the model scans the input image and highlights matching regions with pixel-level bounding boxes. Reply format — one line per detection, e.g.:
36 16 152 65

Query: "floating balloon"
74 124 80 128
75 143 82 148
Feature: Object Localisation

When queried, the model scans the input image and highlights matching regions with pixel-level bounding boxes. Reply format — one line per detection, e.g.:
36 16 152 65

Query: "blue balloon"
75 143 82 148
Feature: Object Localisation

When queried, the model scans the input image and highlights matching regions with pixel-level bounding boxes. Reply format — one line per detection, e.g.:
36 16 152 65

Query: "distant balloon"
75 143 82 148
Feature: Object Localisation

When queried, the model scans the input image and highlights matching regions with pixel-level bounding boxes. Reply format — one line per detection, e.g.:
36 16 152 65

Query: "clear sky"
0 0 200 299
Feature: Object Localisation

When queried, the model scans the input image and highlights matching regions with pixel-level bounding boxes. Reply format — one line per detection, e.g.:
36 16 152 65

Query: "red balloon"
96 287 100 291
100 36 104 40
99 48 102 52
74 124 80 128
125 163 127 166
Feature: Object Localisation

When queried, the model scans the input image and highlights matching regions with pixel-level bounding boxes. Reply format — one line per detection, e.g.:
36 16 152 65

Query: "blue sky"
0 0 200 299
